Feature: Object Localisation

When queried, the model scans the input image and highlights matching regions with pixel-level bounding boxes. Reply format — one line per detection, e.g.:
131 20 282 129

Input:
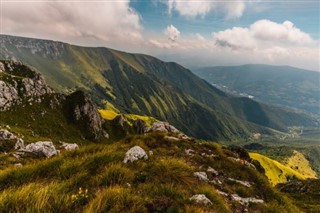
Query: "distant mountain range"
193 64 320 116
0 34 318 140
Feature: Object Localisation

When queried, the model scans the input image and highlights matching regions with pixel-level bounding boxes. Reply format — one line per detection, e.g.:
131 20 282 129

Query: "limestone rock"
21 141 58 158
231 194 264 205
194 172 209 182
0 60 52 111
0 129 25 152
207 166 219 176
60 142 79 151
228 178 251 187
148 122 179 133
147 121 190 140
189 194 212 205
123 146 148 163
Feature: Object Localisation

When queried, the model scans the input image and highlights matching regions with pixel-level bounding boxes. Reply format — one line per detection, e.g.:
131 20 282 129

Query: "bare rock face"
0 81 19 111
65 91 108 141
189 194 212 205
0 60 52 111
123 146 148 163
21 141 58 158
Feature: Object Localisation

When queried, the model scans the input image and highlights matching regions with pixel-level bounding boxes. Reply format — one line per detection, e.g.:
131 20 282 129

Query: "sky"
1 0 320 71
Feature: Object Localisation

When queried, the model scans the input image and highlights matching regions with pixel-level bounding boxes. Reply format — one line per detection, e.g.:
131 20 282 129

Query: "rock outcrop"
0 129 25 152
64 91 108 141
0 61 52 111
189 194 212 205
147 121 191 140
20 141 58 158
123 146 148 163
147 121 179 133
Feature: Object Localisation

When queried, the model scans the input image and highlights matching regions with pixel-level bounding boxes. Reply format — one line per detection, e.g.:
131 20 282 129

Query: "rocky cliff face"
0 60 52 111
0 61 108 141
64 91 109 141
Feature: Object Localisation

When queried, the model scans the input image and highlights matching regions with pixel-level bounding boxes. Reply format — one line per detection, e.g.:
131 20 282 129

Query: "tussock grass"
0 182 73 213
95 163 134 187
84 186 146 213
147 158 195 186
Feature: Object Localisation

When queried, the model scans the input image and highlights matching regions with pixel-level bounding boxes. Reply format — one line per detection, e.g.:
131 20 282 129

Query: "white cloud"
212 19 314 51
166 0 246 19
251 20 313 44
147 20 319 71
2 0 143 47
164 25 181 41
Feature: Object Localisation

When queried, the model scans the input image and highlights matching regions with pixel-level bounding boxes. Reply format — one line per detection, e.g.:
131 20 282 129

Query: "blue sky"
130 1 319 39
2 0 320 70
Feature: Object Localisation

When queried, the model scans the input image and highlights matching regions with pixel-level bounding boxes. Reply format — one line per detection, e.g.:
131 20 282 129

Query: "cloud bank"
2 0 142 47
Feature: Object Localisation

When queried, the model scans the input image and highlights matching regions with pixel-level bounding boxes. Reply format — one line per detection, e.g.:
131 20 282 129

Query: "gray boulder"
194 172 209 182
148 122 179 133
123 146 148 163
147 121 190 140
0 129 25 152
189 194 212 205
21 141 58 158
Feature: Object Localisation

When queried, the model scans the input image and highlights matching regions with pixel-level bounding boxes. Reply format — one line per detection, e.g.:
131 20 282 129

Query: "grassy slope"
0 133 300 213
99 109 158 126
285 150 317 178
1 35 317 141
249 153 307 186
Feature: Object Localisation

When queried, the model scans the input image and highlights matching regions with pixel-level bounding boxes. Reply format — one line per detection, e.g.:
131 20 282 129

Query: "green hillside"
0 58 317 213
194 64 320 116
1 35 317 141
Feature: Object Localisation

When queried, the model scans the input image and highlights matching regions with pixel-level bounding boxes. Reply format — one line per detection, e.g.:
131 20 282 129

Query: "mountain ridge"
1 34 317 141
194 64 320 116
